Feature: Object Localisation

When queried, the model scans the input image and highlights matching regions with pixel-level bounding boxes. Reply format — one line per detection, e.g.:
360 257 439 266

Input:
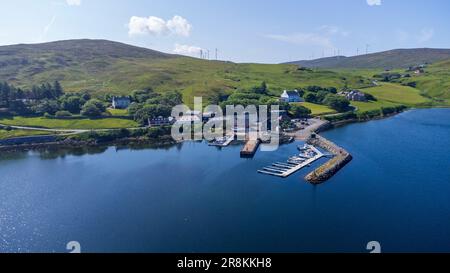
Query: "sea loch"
0 108 449 253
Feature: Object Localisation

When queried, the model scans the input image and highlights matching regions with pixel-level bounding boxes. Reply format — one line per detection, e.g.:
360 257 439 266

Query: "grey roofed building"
343 90 367 102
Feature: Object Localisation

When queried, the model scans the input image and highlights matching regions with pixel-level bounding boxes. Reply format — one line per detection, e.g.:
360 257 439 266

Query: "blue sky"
1 0 449 63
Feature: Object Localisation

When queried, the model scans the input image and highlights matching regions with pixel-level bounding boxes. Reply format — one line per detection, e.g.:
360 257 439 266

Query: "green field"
107 108 129 116
0 116 138 129
351 100 400 112
295 102 337 116
0 129 51 140
359 83 431 106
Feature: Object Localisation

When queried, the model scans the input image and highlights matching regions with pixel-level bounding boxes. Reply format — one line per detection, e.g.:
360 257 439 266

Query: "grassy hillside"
0 39 370 106
287 48 450 70
398 60 450 105
360 83 431 106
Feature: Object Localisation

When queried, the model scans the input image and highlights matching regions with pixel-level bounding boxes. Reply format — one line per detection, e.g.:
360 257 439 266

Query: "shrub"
55 111 72 118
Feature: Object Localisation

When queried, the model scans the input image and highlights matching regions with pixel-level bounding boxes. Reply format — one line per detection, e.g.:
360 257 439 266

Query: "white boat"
297 144 310 151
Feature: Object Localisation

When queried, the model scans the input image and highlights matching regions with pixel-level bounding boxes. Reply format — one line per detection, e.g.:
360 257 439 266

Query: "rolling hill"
0 39 370 105
286 48 450 70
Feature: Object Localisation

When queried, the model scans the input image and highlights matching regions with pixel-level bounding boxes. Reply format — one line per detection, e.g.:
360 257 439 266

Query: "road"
0 123 148 135
285 118 329 141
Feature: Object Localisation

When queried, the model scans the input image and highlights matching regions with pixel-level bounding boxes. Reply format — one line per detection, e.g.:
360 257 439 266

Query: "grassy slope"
348 82 431 113
0 129 51 140
400 60 450 105
360 83 430 105
0 116 138 129
0 40 370 106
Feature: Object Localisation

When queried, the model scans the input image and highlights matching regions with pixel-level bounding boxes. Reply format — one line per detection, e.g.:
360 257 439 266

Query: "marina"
258 144 325 178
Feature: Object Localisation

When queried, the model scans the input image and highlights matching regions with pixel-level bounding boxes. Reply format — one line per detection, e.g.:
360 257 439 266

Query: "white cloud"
318 25 350 37
418 28 434 43
167 16 192 37
265 32 335 49
128 15 192 37
367 0 382 6
173 44 204 56
66 0 81 6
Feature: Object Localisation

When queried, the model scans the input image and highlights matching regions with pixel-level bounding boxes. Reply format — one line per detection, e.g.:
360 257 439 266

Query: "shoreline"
1 107 448 153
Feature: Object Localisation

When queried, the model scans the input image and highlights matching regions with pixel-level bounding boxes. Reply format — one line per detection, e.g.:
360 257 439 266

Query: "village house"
339 90 367 102
112 96 131 109
148 116 174 127
280 90 303 103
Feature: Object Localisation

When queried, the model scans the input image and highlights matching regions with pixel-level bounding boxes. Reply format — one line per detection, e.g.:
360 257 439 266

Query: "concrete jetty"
240 139 261 157
304 134 352 184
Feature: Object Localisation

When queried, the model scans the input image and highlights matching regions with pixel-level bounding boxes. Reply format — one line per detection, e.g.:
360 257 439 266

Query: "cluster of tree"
128 89 183 125
290 104 311 118
300 86 350 112
322 94 351 113
72 126 172 143
0 81 109 118
373 72 402 82
0 81 64 108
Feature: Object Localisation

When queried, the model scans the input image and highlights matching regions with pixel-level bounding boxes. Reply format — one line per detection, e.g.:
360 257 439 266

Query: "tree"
304 93 317 103
323 94 350 112
132 89 156 103
8 100 30 115
251 81 268 95
134 104 172 125
291 104 311 118
160 91 183 107
61 96 85 114
315 90 330 104
81 100 103 117
53 81 64 98
86 99 106 112
127 102 143 116
0 82 11 107
32 100 60 115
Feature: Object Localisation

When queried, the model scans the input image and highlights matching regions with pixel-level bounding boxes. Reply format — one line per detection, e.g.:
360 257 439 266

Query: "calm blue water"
0 108 449 253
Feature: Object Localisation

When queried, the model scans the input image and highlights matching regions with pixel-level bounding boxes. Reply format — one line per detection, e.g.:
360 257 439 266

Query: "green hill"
286 48 450 70
0 39 370 105
399 60 450 105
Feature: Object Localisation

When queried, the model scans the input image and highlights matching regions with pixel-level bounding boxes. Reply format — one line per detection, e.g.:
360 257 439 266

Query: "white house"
280 90 303 103
112 96 131 109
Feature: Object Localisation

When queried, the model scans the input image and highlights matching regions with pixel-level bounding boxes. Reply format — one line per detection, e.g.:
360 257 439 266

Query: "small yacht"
297 144 310 151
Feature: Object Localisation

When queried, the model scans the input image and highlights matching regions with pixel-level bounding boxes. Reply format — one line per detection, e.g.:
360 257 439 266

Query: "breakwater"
304 134 352 184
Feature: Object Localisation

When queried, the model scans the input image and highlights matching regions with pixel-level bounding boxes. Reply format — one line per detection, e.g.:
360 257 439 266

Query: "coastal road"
285 118 329 141
0 123 148 135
